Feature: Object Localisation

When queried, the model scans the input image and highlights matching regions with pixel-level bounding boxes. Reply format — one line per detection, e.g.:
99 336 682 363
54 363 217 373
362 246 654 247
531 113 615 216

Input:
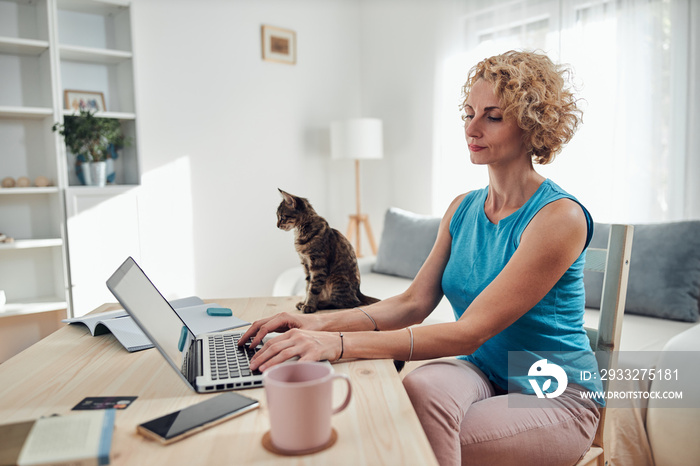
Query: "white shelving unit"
0 238 63 249
0 0 139 319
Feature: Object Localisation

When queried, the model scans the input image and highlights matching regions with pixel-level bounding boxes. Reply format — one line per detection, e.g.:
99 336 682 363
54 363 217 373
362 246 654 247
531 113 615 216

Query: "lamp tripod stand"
345 159 377 258
331 118 383 258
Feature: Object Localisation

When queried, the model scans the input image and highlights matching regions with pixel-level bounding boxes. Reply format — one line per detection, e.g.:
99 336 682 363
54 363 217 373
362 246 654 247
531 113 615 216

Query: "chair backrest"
583 224 634 454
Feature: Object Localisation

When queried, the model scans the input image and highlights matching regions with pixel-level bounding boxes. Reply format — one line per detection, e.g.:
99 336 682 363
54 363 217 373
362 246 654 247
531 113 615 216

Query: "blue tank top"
441 179 603 400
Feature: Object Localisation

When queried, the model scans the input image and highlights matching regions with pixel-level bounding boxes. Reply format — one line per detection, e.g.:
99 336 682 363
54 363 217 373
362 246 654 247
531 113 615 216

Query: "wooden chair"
577 224 634 466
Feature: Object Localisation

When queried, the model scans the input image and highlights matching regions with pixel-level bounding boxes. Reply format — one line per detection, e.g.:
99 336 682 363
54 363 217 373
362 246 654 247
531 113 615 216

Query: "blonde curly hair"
461 50 582 165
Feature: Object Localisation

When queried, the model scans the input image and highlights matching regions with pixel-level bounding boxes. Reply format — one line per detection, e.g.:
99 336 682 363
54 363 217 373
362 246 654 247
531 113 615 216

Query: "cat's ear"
278 188 296 208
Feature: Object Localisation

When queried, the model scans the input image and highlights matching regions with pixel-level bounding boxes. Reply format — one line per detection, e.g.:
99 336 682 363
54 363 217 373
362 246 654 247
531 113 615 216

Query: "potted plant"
52 109 130 186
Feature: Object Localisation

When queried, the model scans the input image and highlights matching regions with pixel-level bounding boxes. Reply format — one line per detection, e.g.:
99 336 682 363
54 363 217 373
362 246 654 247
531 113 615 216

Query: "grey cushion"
584 221 700 322
372 207 440 279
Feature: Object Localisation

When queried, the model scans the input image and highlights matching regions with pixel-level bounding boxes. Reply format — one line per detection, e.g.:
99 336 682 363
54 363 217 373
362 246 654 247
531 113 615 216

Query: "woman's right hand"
237 311 322 349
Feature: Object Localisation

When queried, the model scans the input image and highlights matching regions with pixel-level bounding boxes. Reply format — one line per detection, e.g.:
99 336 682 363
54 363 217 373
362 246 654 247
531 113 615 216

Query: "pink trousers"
403 359 600 466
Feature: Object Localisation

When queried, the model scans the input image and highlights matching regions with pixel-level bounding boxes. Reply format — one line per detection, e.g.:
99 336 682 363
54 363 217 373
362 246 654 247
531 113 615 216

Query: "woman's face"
463 79 527 166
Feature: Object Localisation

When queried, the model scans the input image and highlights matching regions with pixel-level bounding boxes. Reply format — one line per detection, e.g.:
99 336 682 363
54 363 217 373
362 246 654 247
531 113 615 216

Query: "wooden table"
0 296 437 465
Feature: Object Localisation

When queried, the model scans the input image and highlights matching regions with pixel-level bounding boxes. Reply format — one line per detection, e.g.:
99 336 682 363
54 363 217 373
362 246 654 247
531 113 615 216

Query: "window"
434 0 694 223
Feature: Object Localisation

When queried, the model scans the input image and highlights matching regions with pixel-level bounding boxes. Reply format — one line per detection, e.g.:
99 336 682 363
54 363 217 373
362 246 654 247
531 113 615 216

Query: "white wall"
358 0 440 218
129 0 443 299
326 0 445 260
126 0 445 300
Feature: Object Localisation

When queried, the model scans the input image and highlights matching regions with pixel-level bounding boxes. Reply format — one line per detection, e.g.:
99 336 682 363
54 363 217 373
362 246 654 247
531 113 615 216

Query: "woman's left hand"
250 328 342 372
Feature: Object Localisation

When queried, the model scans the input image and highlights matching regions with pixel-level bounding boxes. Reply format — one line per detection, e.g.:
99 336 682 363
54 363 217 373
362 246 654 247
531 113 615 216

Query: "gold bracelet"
407 327 414 362
337 332 345 361
356 307 378 331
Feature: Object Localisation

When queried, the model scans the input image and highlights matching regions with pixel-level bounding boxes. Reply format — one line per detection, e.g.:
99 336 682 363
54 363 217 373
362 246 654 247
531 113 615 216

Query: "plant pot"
83 161 107 187
76 154 115 186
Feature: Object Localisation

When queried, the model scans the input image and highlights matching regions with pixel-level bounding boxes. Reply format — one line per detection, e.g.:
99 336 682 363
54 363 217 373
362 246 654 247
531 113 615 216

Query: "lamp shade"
331 118 383 160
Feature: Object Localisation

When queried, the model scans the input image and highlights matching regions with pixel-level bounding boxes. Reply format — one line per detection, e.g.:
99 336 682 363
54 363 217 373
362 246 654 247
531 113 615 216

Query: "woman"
240 50 601 465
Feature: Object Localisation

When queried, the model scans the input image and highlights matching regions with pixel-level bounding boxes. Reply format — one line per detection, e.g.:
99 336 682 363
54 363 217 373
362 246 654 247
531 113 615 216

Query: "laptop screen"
106 257 193 376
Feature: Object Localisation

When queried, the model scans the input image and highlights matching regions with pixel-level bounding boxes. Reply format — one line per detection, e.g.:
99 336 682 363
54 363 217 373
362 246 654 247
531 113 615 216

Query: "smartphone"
136 392 259 444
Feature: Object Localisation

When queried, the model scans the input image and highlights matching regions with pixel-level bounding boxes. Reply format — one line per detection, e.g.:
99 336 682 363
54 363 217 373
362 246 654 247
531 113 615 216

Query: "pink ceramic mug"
263 361 352 453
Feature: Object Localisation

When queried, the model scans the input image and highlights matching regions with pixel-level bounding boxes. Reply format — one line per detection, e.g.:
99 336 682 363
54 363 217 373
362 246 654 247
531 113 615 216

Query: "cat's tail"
358 292 380 305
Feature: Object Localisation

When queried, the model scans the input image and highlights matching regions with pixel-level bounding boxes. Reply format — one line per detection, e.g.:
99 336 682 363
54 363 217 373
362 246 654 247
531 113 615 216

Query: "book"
63 296 250 352
0 410 115 466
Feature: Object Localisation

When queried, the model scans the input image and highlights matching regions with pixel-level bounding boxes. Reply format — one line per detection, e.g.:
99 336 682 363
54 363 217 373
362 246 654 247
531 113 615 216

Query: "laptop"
106 256 265 392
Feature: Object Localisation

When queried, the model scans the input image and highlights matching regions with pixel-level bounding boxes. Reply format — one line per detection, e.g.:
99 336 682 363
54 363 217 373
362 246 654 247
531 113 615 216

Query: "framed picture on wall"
64 90 106 112
261 25 296 65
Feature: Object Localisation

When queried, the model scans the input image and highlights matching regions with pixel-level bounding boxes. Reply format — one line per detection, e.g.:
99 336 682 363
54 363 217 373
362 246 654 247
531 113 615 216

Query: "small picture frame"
261 25 296 65
64 90 106 112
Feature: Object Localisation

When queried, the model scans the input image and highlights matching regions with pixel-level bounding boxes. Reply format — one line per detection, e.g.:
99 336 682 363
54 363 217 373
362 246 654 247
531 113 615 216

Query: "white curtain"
433 0 699 223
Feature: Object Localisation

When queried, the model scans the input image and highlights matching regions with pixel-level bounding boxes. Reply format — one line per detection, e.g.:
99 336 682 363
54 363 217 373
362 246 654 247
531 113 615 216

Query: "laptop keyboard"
208 333 262 380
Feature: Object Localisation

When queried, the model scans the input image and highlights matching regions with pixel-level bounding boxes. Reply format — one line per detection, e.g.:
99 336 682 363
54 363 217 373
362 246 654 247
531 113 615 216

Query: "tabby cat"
277 189 379 313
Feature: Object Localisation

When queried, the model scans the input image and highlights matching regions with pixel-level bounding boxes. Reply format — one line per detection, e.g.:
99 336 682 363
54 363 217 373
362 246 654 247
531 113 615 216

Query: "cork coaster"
261 428 338 456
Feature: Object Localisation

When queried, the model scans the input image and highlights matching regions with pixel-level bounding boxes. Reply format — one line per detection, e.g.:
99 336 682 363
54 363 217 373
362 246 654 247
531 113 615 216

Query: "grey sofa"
274 207 700 466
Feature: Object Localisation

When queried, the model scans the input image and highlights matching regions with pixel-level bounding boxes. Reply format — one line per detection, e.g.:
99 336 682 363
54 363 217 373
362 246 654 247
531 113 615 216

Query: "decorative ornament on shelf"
0 176 53 189
34 176 51 187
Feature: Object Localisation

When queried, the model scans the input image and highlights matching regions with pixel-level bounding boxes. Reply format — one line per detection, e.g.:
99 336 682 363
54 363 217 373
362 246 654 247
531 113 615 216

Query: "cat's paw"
300 305 317 314
296 301 304 310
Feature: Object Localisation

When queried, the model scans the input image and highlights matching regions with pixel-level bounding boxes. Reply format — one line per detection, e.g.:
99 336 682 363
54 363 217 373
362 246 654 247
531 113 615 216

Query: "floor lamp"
331 118 383 258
